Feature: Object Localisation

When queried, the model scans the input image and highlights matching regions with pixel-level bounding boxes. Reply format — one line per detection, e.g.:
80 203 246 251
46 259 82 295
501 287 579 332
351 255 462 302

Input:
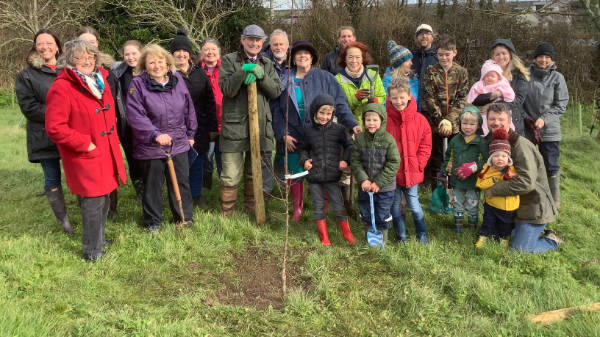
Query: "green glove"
244 73 257 85
242 63 257 72
250 64 264 79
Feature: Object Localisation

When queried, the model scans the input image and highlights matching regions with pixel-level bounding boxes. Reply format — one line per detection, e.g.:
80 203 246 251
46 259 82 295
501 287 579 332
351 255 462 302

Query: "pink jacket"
467 60 515 104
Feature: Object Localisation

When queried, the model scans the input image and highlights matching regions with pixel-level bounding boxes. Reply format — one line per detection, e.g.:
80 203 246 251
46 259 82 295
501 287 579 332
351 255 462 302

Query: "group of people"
15 22 568 260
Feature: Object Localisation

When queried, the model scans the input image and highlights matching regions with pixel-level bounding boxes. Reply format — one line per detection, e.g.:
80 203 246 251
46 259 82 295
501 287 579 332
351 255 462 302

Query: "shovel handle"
368 191 376 232
166 156 185 223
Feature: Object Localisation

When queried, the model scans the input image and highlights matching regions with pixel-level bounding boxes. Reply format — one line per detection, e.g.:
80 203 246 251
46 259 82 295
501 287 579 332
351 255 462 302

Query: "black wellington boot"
45 186 73 235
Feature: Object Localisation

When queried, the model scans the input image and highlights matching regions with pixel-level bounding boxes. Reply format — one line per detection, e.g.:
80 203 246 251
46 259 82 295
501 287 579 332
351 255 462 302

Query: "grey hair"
56 38 100 70
201 38 221 53
269 29 288 44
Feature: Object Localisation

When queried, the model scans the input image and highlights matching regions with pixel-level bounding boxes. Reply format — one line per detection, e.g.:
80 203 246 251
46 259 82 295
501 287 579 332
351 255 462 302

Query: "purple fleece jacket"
126 71 197 160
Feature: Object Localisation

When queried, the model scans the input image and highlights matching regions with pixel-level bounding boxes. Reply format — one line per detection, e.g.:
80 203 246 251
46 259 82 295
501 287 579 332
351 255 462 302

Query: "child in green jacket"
351 103 400 244
441 105 488 233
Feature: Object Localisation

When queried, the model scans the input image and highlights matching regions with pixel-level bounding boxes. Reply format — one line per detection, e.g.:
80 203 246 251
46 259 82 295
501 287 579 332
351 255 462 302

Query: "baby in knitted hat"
468 60 517 135
467 60 515 105
475 128 519 248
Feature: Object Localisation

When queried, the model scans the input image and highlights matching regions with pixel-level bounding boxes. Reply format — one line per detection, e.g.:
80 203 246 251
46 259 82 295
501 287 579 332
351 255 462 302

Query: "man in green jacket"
485 103 561 252
218 24 283 216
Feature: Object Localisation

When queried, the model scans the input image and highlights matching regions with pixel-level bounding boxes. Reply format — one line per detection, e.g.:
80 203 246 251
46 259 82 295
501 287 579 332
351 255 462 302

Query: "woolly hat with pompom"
488 128 511 156
170 29 193 55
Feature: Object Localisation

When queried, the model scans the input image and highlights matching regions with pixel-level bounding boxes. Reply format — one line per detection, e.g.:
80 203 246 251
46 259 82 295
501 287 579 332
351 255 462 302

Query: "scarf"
344 65 364 79
74 68 104 99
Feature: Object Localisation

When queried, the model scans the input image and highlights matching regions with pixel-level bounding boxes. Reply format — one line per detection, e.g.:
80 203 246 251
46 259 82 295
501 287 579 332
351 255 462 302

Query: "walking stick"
247 82 266 224
162 145 187 230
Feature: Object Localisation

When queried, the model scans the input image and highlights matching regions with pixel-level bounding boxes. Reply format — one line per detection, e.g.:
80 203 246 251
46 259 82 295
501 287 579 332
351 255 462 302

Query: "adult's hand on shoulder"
352 125 362 134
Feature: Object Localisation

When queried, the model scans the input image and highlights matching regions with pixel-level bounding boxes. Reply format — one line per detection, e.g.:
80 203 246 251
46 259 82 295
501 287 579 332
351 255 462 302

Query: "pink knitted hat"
480 60 503 81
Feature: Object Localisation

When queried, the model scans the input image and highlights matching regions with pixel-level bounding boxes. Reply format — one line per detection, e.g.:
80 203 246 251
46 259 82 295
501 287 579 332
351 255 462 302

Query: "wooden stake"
526 302 600 325
247 82 266 224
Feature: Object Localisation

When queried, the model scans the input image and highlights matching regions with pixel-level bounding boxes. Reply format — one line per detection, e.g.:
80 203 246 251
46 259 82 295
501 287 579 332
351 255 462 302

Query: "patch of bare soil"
212 246 312 310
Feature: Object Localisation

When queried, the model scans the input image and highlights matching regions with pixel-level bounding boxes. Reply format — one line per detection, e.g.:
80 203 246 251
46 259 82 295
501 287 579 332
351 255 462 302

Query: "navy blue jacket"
272 68 358 154
412 46 438 112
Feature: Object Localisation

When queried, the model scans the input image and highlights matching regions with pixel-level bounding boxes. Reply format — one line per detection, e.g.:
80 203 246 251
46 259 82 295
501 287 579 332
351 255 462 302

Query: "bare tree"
580 0 600 34
108 0 249 49
0 0 101 48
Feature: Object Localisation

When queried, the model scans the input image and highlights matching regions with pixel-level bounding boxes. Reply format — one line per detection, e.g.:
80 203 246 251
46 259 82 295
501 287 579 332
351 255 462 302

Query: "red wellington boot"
316 219 331 246
338 219 356 245
290 181 304 222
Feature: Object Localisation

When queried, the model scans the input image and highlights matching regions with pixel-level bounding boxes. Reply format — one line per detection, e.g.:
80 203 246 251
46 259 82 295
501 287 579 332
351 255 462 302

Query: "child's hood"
309 94 336 126
480 60 504 81
361 103 387 133
459 105 484 134
386 94 417 123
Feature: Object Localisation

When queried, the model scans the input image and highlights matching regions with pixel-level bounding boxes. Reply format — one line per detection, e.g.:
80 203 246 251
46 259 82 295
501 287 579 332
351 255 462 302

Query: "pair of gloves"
242 63 264 85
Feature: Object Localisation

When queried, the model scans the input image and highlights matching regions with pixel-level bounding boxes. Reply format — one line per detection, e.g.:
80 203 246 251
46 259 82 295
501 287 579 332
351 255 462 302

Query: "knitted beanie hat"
534 42 554 58
480 60 504 81
387 40 413 70
170 29 194 55
488 127 512 159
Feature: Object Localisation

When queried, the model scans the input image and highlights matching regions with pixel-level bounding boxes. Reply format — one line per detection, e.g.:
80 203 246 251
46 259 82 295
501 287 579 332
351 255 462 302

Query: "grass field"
1 102 600 337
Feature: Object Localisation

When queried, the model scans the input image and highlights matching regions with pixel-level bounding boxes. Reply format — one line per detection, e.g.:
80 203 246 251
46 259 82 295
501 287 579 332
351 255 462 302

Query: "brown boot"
220 185 238 216
244 179 255 213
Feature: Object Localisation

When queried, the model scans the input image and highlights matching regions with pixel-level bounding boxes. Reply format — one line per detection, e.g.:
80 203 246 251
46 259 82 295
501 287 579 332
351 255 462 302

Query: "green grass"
1 103 600 336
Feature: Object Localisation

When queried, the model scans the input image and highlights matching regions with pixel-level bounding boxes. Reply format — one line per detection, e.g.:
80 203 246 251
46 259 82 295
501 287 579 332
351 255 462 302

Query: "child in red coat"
386 78 432 243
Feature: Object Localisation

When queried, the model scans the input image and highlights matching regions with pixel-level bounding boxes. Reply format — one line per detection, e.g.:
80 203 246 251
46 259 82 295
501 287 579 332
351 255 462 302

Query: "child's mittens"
504 168 517 180
456 162 478 180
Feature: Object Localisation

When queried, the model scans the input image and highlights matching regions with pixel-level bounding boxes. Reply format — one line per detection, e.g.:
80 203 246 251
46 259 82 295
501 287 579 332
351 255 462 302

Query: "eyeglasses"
73 55 96 63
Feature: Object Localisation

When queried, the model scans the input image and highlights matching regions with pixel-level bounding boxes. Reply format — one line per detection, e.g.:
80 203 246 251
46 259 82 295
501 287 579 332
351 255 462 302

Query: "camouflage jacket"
422 63 469 134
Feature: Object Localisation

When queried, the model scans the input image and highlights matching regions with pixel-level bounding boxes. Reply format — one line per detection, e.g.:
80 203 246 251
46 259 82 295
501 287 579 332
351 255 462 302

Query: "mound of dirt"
212 246 312 310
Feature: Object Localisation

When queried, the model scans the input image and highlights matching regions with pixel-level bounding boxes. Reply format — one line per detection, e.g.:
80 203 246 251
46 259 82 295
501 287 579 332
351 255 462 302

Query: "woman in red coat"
46 39 127 261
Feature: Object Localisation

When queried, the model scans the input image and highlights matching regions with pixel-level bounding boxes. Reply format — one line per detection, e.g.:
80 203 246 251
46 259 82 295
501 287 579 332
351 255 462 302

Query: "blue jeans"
358 190 395 230
189 154 204 199
391 185 427 240
510 222 558 253
40 158 61 190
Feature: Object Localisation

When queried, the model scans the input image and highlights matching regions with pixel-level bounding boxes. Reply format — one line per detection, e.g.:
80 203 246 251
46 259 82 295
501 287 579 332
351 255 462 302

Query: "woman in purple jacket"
126 44 198 232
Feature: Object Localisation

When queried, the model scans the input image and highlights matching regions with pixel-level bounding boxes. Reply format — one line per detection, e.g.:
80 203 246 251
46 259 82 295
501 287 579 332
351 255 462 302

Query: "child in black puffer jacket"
299 94 355 246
